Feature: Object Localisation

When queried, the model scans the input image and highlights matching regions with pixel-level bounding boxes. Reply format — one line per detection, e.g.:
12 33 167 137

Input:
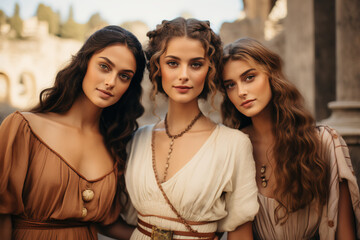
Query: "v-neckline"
16 111 117 182
150 123 219 185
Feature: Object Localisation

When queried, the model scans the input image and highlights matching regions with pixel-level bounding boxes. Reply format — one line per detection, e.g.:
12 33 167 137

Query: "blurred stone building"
0 0 359 177
0 17 151 122
220 0 360 182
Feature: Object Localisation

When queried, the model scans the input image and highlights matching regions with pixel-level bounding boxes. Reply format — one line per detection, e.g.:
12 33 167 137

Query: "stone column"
314 0 336 121
284 0 315 115
322 0 360 178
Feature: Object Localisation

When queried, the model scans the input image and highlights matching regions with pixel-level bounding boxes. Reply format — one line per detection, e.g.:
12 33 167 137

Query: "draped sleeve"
217 129 259 232
120 134 139 226
0 111 32 215
318 126 360 240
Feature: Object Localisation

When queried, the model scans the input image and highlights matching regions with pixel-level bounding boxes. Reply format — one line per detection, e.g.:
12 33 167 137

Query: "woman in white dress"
125 17 259 239
219 37 360 240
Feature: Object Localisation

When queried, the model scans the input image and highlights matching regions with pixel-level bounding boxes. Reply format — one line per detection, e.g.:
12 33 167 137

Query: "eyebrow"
223 68 256 83
99 57 135 74
164 55 206 61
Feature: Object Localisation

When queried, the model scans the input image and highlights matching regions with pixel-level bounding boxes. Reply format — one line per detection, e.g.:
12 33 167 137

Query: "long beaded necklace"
159 111 203 183
151 111 203 233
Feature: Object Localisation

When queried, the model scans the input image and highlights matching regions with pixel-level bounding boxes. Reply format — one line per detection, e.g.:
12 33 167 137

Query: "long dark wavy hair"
145 17 222 102
31 25 145 207
220 37 328 224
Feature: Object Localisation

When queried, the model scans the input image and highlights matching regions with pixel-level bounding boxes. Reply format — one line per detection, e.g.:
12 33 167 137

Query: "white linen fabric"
125 124 259 239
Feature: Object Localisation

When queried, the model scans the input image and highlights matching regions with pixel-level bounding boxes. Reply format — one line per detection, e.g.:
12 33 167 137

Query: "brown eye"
119 73 132 82
191 62 203 69
167 61 178 67
100 63 110 71
245 75 255 82
224 82 235 90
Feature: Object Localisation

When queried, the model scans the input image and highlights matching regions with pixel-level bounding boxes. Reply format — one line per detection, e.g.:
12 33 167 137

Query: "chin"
238 109 258 118
170 95 198 104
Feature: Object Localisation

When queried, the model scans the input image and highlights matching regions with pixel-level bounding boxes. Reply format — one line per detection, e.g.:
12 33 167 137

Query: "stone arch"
0 72 11 103
19 71 37 100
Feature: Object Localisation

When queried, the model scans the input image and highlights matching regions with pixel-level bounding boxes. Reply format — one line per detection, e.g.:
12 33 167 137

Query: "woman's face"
222 59 272 118
82 44 137 109
159 37 209 104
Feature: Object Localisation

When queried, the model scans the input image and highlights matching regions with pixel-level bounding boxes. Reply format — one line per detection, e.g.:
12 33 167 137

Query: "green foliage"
87 13 108 30
0 10 6 25
84 12 108 38
36 3 60 35
9 3 23 38
60 6 85 41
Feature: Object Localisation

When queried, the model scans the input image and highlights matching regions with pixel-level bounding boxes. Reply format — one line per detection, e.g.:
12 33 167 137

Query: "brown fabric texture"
0 112 122 240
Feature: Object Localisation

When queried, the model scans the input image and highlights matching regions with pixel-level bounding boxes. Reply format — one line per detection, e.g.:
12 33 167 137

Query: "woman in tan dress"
219 37 360 239
124 17 259 240
0 25 145 240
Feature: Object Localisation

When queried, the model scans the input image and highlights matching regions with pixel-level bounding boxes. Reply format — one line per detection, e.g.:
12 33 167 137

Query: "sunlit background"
1 0 359 176
0 0 247 126
0 0 243 34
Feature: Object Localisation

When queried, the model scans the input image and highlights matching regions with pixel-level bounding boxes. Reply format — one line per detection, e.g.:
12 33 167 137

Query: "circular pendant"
262 180 268 188
261 178 267 188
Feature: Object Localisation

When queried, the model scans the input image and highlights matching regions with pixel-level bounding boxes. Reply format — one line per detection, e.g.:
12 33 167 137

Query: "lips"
97 88 114 97
174 85 192 89
173 85 192 93
241 99 255 107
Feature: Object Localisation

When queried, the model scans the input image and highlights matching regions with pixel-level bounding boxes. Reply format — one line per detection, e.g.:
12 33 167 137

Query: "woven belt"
13 217 89 229
137 218 215 240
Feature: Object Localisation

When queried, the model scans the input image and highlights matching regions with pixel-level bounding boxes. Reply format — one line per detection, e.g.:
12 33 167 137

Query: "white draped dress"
125 124 259 239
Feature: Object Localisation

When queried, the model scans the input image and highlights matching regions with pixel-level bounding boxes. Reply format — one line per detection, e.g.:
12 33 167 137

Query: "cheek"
160 70 173 87
259 80 272 102
193 71 208 88
227 91 240 107
120 82 131 94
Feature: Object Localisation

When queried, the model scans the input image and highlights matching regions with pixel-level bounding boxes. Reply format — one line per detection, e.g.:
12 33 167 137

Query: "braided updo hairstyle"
145 17 222 101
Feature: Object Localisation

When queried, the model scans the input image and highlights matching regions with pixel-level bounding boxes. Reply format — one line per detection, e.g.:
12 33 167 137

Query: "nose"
104 74 116 89
179 65 189 82
237 83 247 98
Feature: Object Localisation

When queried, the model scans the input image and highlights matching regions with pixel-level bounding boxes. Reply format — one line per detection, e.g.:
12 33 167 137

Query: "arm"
227 221 253 240
98 217 135 240
336 180 356 240
0 214 12 240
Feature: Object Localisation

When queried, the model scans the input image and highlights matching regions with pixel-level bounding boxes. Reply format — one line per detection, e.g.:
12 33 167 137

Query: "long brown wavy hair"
31 25 145 207
220 37 329 224
145 17 222 102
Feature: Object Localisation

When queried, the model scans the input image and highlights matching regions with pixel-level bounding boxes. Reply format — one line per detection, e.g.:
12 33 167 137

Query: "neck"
64 94 102 131
250 104 274 142
166 99 201 133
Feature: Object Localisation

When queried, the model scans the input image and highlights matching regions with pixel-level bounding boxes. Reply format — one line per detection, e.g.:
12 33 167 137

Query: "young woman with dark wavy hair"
124 17 259 239
0 25 145 239
219 37 360 239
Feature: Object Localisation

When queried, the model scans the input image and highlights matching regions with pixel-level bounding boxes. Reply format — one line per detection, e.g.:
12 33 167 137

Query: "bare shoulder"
19 112 78 147
20 112 63 133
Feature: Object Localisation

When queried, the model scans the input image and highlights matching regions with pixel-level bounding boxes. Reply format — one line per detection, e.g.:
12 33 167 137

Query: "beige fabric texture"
253 126 360 240
125 124 259 239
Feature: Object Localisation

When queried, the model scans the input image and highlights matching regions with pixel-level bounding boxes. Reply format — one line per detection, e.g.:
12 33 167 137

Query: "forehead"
93 44 136 71
163 37 206 58
223 59 251 75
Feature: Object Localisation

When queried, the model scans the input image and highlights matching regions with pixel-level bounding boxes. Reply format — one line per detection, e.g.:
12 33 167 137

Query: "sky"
0 0 243 33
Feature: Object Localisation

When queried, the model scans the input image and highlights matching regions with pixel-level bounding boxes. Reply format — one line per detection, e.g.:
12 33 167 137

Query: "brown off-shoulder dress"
0 111 122 240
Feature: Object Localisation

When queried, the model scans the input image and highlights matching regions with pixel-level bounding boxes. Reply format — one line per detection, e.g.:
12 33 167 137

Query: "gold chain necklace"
159 111 202 183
